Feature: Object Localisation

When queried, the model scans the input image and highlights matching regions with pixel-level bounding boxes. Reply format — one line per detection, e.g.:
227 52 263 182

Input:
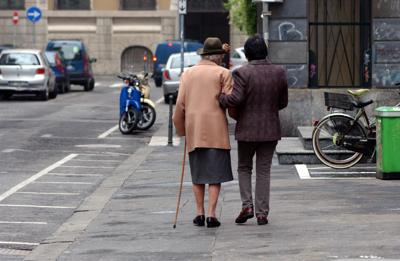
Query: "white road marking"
307 166 376 170
59 165 114 169
149 136 181 146
16 192 80 196
41 134 53 138
98 125 119 139
0 241 39 246
0 204 74 209
48 173 103 177
95 82 101 87
0 154 78 202
110 83 123 88
33 181 93 185
311 171 376 175
71 159 120 163
0 221 47 225
151 211 175 214
75 144 122 148
295 164 311 179
155 97 164 104
2 148 30 153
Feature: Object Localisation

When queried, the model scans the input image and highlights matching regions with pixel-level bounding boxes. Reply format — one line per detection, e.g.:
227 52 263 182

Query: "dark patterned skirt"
189 148 233 184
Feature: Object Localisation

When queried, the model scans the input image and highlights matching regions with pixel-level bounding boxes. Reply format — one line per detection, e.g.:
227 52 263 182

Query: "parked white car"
230 47 247 71
0 49 57 100
162 52 201 103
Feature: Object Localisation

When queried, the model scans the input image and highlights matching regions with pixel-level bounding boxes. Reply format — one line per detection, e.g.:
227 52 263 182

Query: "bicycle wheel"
312 114 367 169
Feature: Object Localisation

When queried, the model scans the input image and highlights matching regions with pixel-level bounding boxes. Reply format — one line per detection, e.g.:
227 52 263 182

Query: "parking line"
71 159 120 163
295 164 311 179
98 125 119 139
33 181 93 185
0 241 39 246
311 171 376 175
59 165 114 169
48 173 103 177
156 97 164 104
0 204 74 209
16 192 80 196
0 154 78 203
0 221 47 225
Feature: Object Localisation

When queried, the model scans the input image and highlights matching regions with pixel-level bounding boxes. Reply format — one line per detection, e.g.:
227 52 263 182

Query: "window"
57 0 90 10
0 0 25 10
122 0 156 10
0 53 40 66
170 55 201 69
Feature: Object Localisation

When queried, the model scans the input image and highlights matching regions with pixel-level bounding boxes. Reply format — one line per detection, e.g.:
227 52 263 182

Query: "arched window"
122 0 156 10
0 0 25 10
57 0 90 10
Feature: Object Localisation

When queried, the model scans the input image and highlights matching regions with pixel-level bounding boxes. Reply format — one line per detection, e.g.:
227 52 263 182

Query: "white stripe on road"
110 83 123 88
33 181 93 185
295 164 311 179
0 241 39 246
0 154 78 202
48 173 103 177
155 97 164 104
98 125 119 139
75 144 122 148
0 221 47 225
16 192 80 196
59 165 114 169
71 159 120 163
0 204 74 209
311 171 376 175
149 136 181 146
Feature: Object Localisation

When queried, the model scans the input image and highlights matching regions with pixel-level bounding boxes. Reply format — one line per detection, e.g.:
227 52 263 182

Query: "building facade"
0 0 244 75
261 0 400 134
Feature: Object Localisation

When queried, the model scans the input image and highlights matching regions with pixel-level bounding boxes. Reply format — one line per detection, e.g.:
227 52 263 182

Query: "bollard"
168 94 174 146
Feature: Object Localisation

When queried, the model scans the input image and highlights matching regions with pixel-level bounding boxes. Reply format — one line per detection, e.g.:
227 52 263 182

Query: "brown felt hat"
197 37 226 55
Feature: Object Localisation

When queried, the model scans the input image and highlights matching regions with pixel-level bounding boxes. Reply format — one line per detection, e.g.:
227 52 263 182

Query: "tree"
225 0 257 36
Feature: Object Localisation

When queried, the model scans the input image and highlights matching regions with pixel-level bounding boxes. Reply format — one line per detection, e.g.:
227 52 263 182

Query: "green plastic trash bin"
376 106 400 179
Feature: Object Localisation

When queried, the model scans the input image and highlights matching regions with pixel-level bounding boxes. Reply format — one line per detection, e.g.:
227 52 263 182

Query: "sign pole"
12 11 18 47
26 6 42 48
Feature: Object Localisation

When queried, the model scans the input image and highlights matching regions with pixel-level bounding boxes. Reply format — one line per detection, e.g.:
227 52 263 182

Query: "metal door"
309 0 372 88
121 46 153 73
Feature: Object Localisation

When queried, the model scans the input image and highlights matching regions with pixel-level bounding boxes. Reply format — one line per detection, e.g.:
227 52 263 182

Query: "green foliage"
225 0 257 36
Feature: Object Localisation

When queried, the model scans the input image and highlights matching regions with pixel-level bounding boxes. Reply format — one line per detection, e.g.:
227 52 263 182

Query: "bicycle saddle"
347 89 369 97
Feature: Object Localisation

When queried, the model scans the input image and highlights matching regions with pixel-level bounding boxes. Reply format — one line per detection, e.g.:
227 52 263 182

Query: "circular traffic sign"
12 11 18 25
26 6 42 24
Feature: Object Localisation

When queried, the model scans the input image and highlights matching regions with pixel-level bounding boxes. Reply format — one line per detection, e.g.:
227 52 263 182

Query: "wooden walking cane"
173 139 187 229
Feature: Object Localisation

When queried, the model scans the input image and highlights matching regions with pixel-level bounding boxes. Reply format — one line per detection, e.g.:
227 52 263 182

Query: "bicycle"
312 84 400 169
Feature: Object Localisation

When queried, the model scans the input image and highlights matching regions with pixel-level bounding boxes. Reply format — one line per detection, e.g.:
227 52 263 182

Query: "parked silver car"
0 49 57 100
230 47 247 71
162 52 201 103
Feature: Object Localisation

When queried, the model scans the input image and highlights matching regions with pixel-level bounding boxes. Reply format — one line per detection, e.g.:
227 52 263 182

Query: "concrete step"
297 126 313 150
276 137 373 165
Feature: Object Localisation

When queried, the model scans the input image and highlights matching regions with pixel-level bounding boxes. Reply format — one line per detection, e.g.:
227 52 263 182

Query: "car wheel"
65 79 71 93
84 78 94 92
155 78 162 87
58 82 65 94
49 84 58 99
38 87 49 101
1 91 13 100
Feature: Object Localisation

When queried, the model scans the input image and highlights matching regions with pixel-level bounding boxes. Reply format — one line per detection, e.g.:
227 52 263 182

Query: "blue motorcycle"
118 73 156 134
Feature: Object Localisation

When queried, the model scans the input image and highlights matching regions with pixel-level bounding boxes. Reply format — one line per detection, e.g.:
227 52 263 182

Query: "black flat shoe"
193 215 205 226
206 217 221 228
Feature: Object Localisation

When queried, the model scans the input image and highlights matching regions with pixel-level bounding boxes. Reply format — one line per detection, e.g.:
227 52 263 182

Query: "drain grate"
0 248 31 256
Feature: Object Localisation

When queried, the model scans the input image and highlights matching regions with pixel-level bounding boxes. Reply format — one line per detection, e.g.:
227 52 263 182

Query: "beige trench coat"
173 60 233 153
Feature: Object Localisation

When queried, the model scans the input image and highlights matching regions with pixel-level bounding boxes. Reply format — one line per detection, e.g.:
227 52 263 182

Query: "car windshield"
170 55 201 69
0 53 40 65
48 43 82 61
45 53 56 65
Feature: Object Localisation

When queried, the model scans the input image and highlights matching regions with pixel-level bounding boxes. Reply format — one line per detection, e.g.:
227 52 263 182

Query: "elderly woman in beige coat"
173 37 233 228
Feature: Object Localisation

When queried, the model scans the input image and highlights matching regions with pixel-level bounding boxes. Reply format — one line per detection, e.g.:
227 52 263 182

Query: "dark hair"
244 34 268 61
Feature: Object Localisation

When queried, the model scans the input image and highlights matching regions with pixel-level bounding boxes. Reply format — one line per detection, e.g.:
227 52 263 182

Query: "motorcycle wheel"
312 115 366 169
119 108 139 134
136 103 156 130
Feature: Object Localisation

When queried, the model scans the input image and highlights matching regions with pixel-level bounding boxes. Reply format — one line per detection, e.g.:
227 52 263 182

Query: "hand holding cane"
173 139 187 229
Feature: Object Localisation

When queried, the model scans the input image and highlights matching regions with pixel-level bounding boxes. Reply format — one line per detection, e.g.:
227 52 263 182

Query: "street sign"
12 11 19 25
178 0 187 14
26 6 42 24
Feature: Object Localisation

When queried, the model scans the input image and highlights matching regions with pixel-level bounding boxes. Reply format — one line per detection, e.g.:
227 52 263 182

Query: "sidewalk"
26 135 400 260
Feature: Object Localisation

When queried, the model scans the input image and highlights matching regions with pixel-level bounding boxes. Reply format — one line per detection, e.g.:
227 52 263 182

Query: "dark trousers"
237 140 277 216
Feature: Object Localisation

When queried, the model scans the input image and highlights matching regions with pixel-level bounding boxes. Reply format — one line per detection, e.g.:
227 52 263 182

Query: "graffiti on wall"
284 64 307 87
270 20 307 41
372 64 400 87
375 43 400 64
374 20 400 41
